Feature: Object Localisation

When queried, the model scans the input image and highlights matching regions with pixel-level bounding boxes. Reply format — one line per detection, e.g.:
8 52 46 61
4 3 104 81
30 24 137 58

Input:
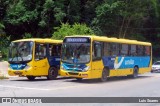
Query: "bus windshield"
62 43 90 64
8 41 33 63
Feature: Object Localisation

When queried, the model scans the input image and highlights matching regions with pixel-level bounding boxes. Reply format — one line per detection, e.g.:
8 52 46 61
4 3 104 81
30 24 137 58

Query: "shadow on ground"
64 75 152 84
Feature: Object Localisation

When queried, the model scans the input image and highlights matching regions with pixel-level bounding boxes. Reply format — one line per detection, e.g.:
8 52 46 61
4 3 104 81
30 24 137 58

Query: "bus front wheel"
47 67 58 80
100 68 108 82
27 76 35 81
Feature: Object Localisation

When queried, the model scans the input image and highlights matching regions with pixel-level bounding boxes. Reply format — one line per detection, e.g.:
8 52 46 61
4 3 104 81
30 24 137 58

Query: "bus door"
48 44 61 70
91 42 103 78
33 43 49 76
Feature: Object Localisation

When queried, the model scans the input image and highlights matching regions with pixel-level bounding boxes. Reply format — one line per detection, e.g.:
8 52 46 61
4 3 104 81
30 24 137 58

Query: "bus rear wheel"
47 67 58 80
100 68 108 82
132 67 138 78
27 76 35 81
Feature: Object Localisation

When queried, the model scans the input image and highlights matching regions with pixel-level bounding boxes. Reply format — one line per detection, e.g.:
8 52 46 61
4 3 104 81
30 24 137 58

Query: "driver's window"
92 41 102 61
35 43 46 60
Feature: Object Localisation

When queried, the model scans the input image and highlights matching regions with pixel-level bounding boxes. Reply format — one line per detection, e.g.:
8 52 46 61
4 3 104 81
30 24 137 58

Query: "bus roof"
65 35 151 46
12 38 62 44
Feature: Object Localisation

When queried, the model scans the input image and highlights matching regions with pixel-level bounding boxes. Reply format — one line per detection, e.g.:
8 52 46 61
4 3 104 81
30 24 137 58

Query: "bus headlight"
82 66 90 72
61 65 64 70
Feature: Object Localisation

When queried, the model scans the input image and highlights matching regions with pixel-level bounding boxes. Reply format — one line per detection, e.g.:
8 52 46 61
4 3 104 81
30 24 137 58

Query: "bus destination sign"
64 37 90 43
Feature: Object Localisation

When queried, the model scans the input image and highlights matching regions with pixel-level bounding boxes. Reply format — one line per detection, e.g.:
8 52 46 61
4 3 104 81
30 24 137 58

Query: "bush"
52 23 95 40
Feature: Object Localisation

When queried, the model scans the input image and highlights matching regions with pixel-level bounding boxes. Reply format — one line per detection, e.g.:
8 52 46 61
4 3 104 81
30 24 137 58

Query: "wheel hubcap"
50 69 55 77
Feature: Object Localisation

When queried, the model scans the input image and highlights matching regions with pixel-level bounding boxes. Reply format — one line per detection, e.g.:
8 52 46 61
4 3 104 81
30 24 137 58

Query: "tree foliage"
52 23 94 40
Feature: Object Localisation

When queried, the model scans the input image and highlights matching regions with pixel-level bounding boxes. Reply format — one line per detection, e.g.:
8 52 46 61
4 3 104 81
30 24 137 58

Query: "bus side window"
111 43 119 56
120 44 128 56
56 45 61 56
137 45 143 56
49 44 61 57
53 46 57 56
35 43 46 60
104 43 112 56
93 42 102 60
144 46 151 56
130 45 137 56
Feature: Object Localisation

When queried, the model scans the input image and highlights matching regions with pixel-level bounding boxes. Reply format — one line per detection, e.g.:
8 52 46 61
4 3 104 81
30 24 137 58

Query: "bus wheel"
27 76 35 81
100 68 108 82
132 67 138 78
47 67 58 80
76 78 83 81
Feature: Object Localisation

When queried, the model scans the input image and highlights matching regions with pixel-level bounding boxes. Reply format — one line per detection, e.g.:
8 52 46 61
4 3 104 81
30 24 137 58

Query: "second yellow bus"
60 36 152 81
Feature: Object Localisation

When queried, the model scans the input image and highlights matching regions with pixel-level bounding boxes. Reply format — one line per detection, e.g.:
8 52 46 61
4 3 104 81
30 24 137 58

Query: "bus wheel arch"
47 67 58 80
100 67 110 82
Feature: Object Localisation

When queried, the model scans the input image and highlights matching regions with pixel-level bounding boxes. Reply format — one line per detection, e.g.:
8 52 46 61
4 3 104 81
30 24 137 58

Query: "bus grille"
68 72 78 75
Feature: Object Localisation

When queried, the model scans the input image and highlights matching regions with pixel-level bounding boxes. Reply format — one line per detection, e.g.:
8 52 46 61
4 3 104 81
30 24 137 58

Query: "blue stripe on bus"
10 64 27 70
62 63 87 71
48 56 61 67
102 56 150 69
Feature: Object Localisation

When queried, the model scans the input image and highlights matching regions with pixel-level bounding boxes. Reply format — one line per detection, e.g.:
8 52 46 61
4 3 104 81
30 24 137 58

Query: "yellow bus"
8 38 62 80
60 36 152 81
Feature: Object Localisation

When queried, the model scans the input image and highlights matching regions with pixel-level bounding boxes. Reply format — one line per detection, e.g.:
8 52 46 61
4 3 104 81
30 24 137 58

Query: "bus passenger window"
130 45 137 56
35 43 46 60
144 46 151 56
120 44 128 56
93 42 102 60
111 43 119 56
137 45 143 56
49 44 61 57
104 43 111 56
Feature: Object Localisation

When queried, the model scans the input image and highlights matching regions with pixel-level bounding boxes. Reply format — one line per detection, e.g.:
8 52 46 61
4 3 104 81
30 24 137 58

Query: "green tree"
144 0 160 57
52 23 94 40
5 0 39 38
92 0 151 39
92 0 124 36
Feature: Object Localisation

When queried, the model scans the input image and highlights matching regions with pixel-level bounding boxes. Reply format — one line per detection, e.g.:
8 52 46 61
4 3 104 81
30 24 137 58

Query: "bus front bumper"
8 68 33 76
60 69 90 79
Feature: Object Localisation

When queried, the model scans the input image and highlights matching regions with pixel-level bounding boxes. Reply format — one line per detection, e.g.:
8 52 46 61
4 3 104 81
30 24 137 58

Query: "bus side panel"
32 58 50 76
102 56 151 76
102 56 117 76
91 60 104 78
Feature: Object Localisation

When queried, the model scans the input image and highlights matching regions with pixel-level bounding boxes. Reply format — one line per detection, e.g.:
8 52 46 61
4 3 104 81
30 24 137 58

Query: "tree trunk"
119 16 126 38
123 17 131 38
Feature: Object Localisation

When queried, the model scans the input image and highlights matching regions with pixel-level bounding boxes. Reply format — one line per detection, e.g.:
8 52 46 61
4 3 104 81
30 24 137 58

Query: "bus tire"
47 67 58 80
27 76 35 81
132 67 139 78
76 78 83 81
100 68 108 82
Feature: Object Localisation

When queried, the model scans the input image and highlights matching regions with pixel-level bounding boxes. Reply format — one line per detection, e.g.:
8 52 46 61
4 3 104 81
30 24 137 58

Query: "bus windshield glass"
8 41 33 63
62 43 90 64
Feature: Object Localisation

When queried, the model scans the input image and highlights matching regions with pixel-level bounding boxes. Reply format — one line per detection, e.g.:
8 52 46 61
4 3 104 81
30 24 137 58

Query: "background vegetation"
0 0 160 60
